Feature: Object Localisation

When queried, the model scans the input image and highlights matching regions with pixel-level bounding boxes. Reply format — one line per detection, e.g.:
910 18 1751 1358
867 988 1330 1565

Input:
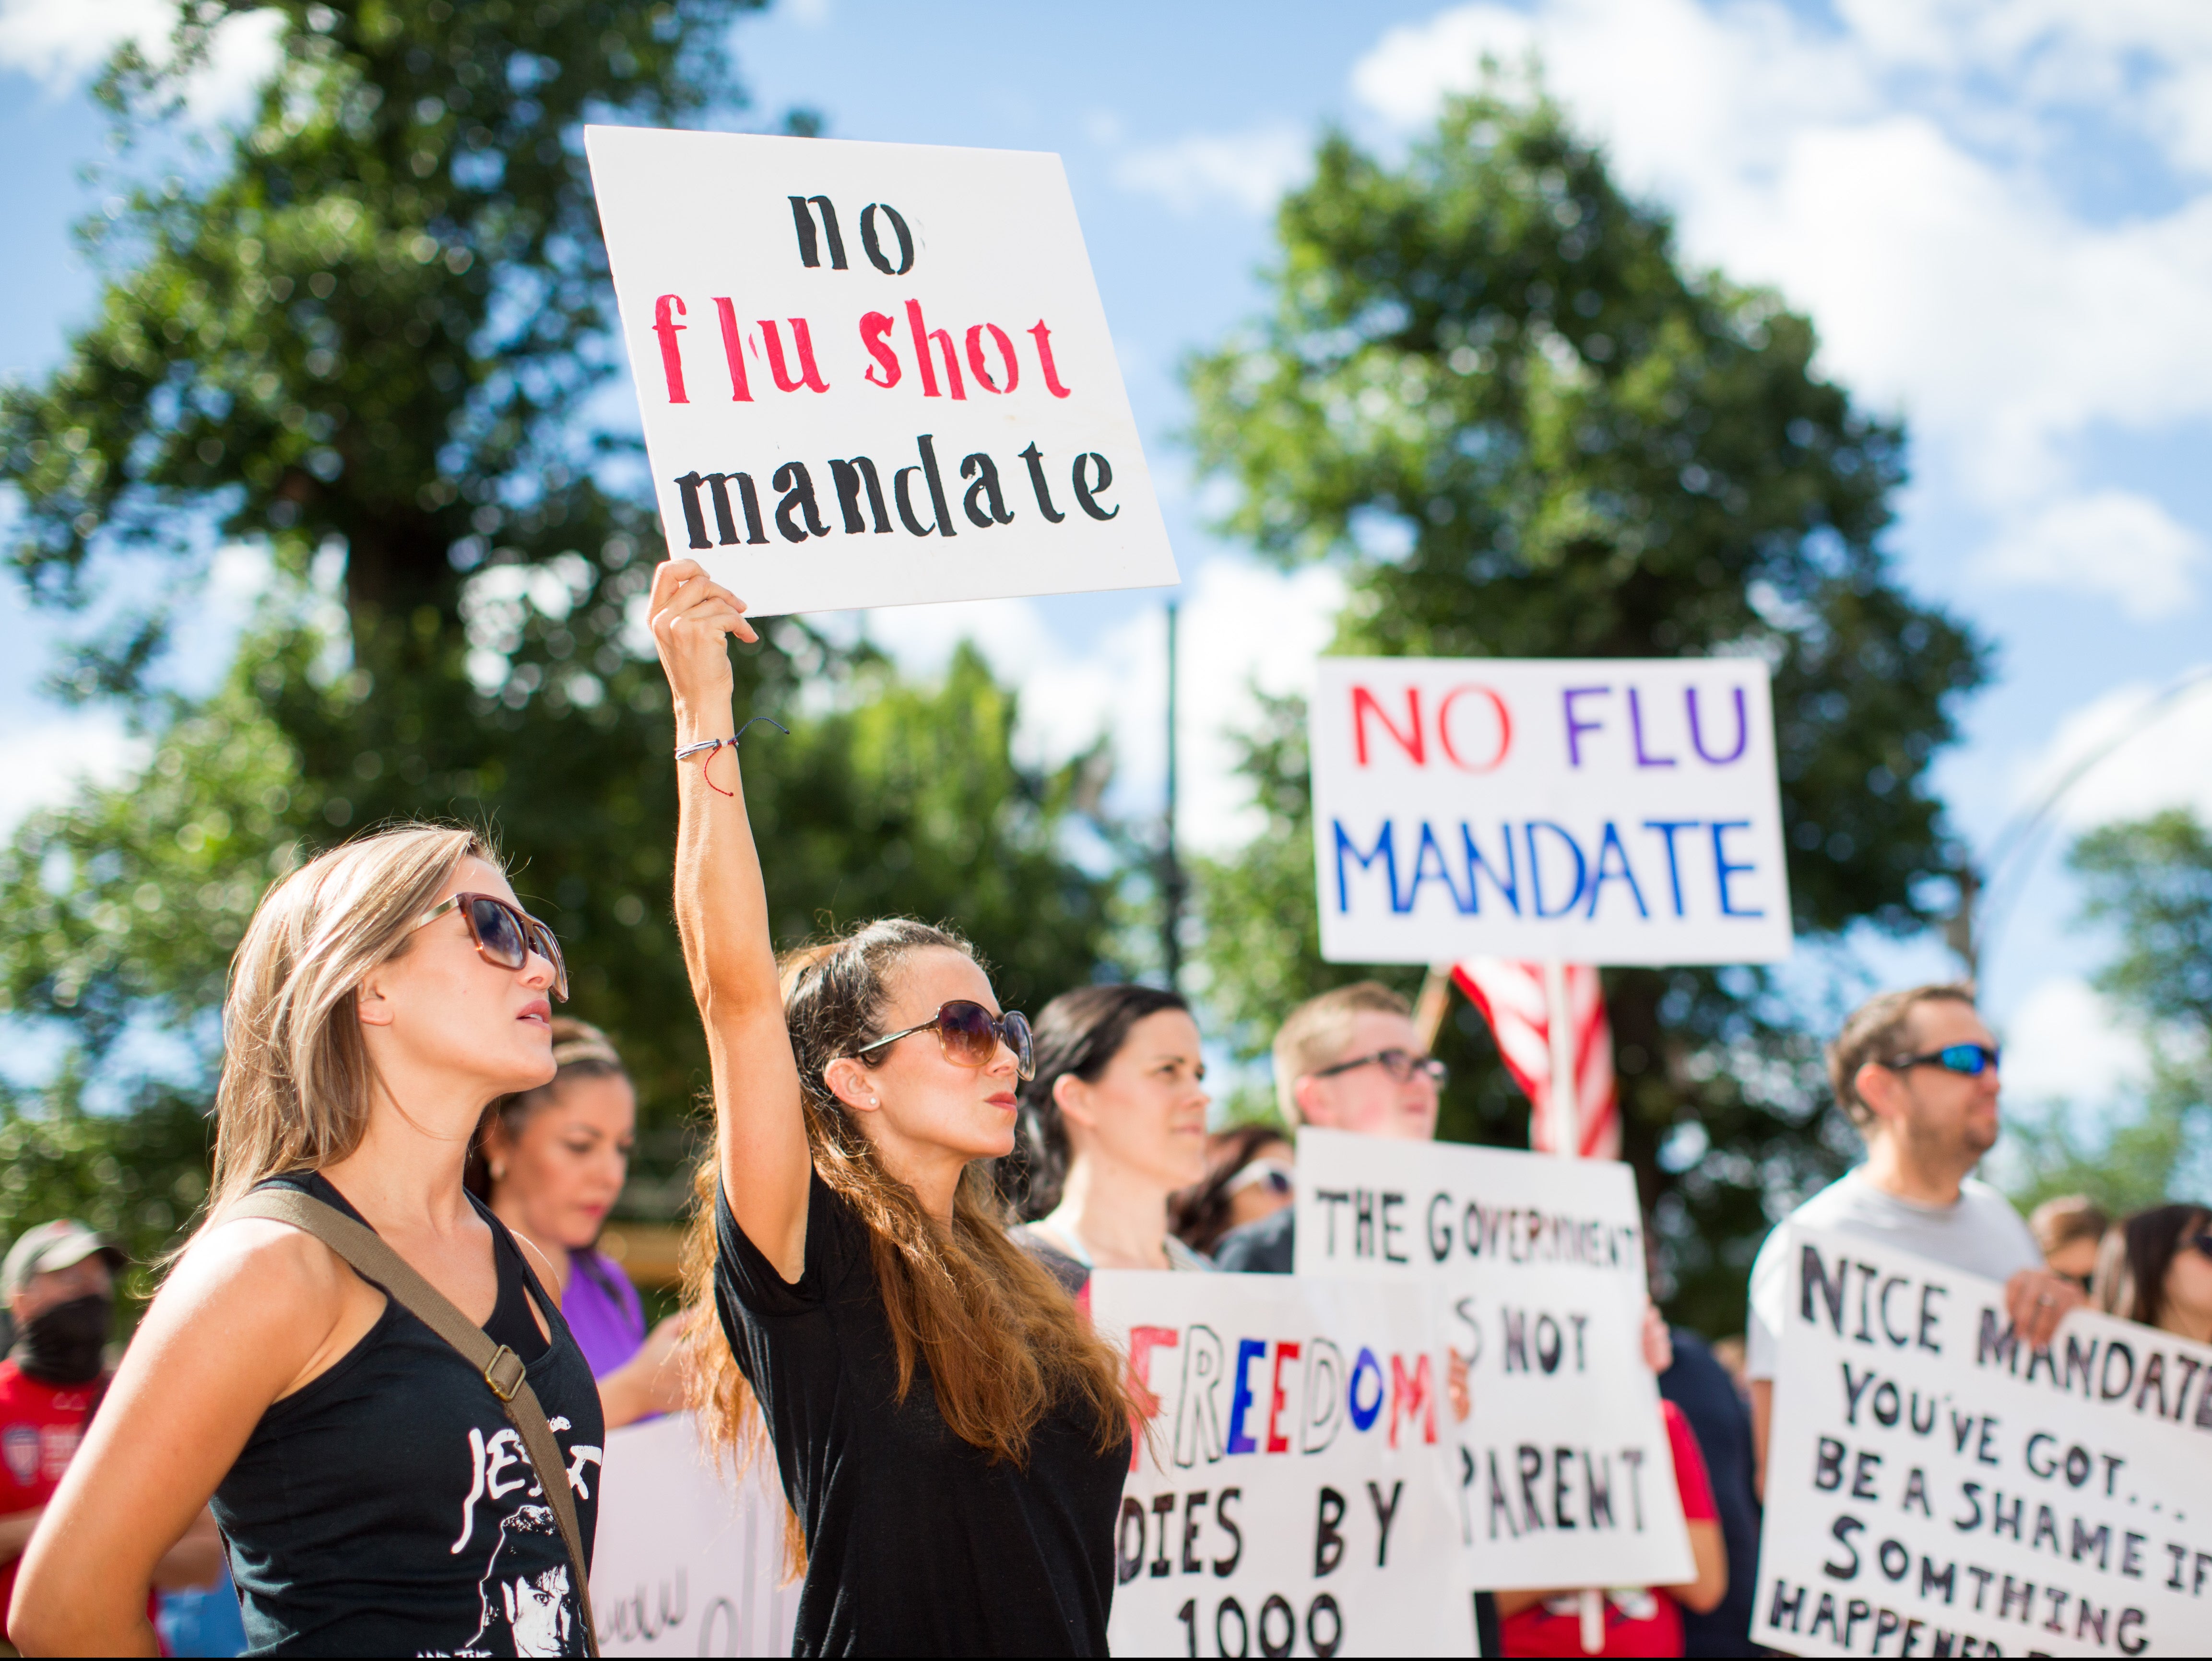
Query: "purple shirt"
562 1247 647 1378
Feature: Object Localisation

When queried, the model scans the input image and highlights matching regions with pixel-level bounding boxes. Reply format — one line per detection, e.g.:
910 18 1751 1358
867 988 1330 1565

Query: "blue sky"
3 0 2209 1125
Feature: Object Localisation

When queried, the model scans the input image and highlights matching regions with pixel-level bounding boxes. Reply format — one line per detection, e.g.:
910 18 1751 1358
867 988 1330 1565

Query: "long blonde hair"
202 823 494 1226
683 920 1138 1574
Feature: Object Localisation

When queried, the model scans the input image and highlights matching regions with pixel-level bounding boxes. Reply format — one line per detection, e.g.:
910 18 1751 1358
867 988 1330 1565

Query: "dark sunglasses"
412 892 568 1003
1883 1043 2000 1077
1312 1048 1449 1087
1226 1159 1294 1199
851 1000 1034 1080
2192 1234 2212 1263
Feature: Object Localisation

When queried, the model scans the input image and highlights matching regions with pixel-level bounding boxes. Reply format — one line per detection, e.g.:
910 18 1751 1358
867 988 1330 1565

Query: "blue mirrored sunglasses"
1883 1043 2000 1077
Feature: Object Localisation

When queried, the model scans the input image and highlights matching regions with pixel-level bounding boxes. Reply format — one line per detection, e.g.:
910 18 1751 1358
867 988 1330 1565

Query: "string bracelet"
675 716 788 796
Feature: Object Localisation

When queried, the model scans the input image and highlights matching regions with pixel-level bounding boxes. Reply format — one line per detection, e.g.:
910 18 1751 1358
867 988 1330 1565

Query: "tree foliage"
2008 810 2212 1214
0 0 1124 1260
1187 84 1987 1334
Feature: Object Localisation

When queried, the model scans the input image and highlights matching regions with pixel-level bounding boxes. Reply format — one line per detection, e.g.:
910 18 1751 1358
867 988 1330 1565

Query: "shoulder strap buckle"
483 1343 525 1402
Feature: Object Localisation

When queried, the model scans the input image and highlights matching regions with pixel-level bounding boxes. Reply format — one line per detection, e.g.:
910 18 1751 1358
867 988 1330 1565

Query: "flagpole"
1543 957 1605 1653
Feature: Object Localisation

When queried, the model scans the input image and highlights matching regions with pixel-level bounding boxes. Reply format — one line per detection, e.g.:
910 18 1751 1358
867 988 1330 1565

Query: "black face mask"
12 1293 113 1385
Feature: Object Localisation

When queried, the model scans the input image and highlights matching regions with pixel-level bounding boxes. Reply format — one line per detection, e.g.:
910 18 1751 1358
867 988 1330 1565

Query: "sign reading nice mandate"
1756 1227 2212 1658
1090 1270 1480 1657
1292 1129 1695 1593
1309 658 1791 965
586 127 1178 615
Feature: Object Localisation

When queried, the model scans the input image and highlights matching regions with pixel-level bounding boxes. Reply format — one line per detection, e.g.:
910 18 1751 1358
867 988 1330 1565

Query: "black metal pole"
1162 601 1183 991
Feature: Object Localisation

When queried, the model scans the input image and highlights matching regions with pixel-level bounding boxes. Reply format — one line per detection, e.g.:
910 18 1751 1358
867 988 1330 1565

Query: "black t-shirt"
1660 1330 1764 1657
714 1172 1127 1656
209 1173 603 1657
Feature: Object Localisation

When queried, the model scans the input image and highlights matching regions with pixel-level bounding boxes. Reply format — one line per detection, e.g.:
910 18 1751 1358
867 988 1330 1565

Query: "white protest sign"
1291 1129 1693 1592
1090 1269 1480 1657
585 127 1178 616
1756 1227 2212 1657
590 1412 798 1657
1308 657 1791 966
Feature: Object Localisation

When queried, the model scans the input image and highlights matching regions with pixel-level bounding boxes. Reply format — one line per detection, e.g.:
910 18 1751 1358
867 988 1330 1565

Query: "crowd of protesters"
1 558 2202 1658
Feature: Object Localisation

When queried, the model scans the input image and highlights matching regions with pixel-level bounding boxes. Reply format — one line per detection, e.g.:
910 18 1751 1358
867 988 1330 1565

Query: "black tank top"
209 1173 604 1657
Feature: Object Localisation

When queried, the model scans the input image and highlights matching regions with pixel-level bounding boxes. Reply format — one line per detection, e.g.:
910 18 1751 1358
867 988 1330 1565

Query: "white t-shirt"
1744 1168 2041 1380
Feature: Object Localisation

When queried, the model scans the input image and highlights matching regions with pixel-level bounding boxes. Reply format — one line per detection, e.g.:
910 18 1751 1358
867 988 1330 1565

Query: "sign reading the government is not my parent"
1090 1271 1481 1658
1757 1228 2212 1657
1292 1130 1696 1596
586 127 1178 616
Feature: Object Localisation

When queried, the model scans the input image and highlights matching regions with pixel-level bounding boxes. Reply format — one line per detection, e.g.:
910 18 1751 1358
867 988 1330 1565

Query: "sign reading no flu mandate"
1310 657 1792 966
586 127 1179 616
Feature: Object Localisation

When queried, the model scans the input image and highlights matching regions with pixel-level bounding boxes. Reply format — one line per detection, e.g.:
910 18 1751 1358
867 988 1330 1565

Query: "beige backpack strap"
228 1188 601 1657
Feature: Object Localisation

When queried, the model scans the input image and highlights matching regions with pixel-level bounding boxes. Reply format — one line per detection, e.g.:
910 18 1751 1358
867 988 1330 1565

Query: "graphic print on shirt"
448 1414 603 1657
2 1425 36 1485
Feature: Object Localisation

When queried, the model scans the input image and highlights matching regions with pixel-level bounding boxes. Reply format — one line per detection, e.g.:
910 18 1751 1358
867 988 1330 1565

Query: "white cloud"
1347 0 2212 610
1977 490 2209 620
862 556 1345 851
0 0 282 123
1997 974 2146 1105
1112 125 1311 216
2007 668 2212 836
0 709 144 833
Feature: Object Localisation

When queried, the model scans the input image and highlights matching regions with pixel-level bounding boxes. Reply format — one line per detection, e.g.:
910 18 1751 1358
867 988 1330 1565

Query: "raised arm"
649 560 811 1281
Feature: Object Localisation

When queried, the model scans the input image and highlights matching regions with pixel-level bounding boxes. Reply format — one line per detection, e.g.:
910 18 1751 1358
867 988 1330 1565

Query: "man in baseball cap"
1 1219 224 1645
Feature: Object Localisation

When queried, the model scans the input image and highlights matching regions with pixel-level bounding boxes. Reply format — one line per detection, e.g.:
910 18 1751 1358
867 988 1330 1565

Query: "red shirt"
0 1358 106 1638
1501 1398 1719 1659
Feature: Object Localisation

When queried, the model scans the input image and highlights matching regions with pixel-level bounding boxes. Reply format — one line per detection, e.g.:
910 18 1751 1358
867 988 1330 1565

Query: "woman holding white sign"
652 560 1136 1656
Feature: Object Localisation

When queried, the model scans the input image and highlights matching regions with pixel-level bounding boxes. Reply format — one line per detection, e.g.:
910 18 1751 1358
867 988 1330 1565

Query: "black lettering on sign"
1313 1486 1345 1578
859 203 913 275
789 195 846 269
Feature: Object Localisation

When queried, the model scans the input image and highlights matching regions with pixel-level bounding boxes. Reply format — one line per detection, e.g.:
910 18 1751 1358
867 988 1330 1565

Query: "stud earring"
490 1161 507 1182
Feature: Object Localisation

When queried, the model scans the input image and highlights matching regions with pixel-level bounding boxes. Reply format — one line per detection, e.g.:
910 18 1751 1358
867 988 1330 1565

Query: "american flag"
1451 961 1621 1160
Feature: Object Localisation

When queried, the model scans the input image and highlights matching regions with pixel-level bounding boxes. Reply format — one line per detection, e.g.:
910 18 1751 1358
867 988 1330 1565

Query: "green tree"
1187 82 1987 1334
0 1 1124 1259
2008 809 2212 1214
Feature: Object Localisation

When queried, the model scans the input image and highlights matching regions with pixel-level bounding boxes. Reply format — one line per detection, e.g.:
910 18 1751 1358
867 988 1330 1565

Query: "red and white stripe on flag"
1451 961 1622 1160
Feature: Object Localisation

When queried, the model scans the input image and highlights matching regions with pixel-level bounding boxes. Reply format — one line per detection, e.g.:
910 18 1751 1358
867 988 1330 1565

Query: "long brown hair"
683 920 1136 1527
201 823 493 1231
2093 1204 2212 1331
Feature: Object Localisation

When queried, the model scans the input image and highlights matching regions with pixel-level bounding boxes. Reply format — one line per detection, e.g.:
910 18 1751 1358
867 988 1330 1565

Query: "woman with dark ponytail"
650 561 1136 1656
1007 984 1214 1284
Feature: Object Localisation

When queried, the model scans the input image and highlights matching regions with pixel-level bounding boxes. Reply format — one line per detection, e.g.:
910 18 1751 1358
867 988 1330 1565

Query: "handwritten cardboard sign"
1091 1270 1481 1656
1290 1129 1694 1592
590 1413 797 1657
1308 657 1791 966
585 127 1178 616
1756 1227 2212 1657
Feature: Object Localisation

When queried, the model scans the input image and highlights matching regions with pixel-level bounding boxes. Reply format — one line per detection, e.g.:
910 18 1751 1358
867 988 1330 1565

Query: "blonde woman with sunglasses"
10 830 605 1657
653 560 1137 1656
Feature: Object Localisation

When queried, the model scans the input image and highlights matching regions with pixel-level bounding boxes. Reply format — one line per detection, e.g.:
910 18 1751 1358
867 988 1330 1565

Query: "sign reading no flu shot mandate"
1310 658 1792 966
586 127 1178 615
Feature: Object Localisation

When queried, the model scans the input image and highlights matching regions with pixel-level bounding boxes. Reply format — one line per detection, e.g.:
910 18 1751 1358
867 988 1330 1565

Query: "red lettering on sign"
1437 684 1512 772
1352 686 1424 766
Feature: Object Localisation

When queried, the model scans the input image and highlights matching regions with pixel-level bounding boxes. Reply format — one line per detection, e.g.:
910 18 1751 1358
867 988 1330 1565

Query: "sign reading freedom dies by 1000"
1309 658 1792 966
1757 1227 2212 1658
585 127 1179 616
1089 1271 1480 1658
1290 1130 1695 1595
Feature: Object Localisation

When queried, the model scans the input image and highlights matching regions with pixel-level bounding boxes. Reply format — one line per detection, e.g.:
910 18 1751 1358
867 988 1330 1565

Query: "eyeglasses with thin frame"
412 892 568 1003
1311 1048 1449 1087
1881 1043 2000 1078
851 1000 1034 1081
